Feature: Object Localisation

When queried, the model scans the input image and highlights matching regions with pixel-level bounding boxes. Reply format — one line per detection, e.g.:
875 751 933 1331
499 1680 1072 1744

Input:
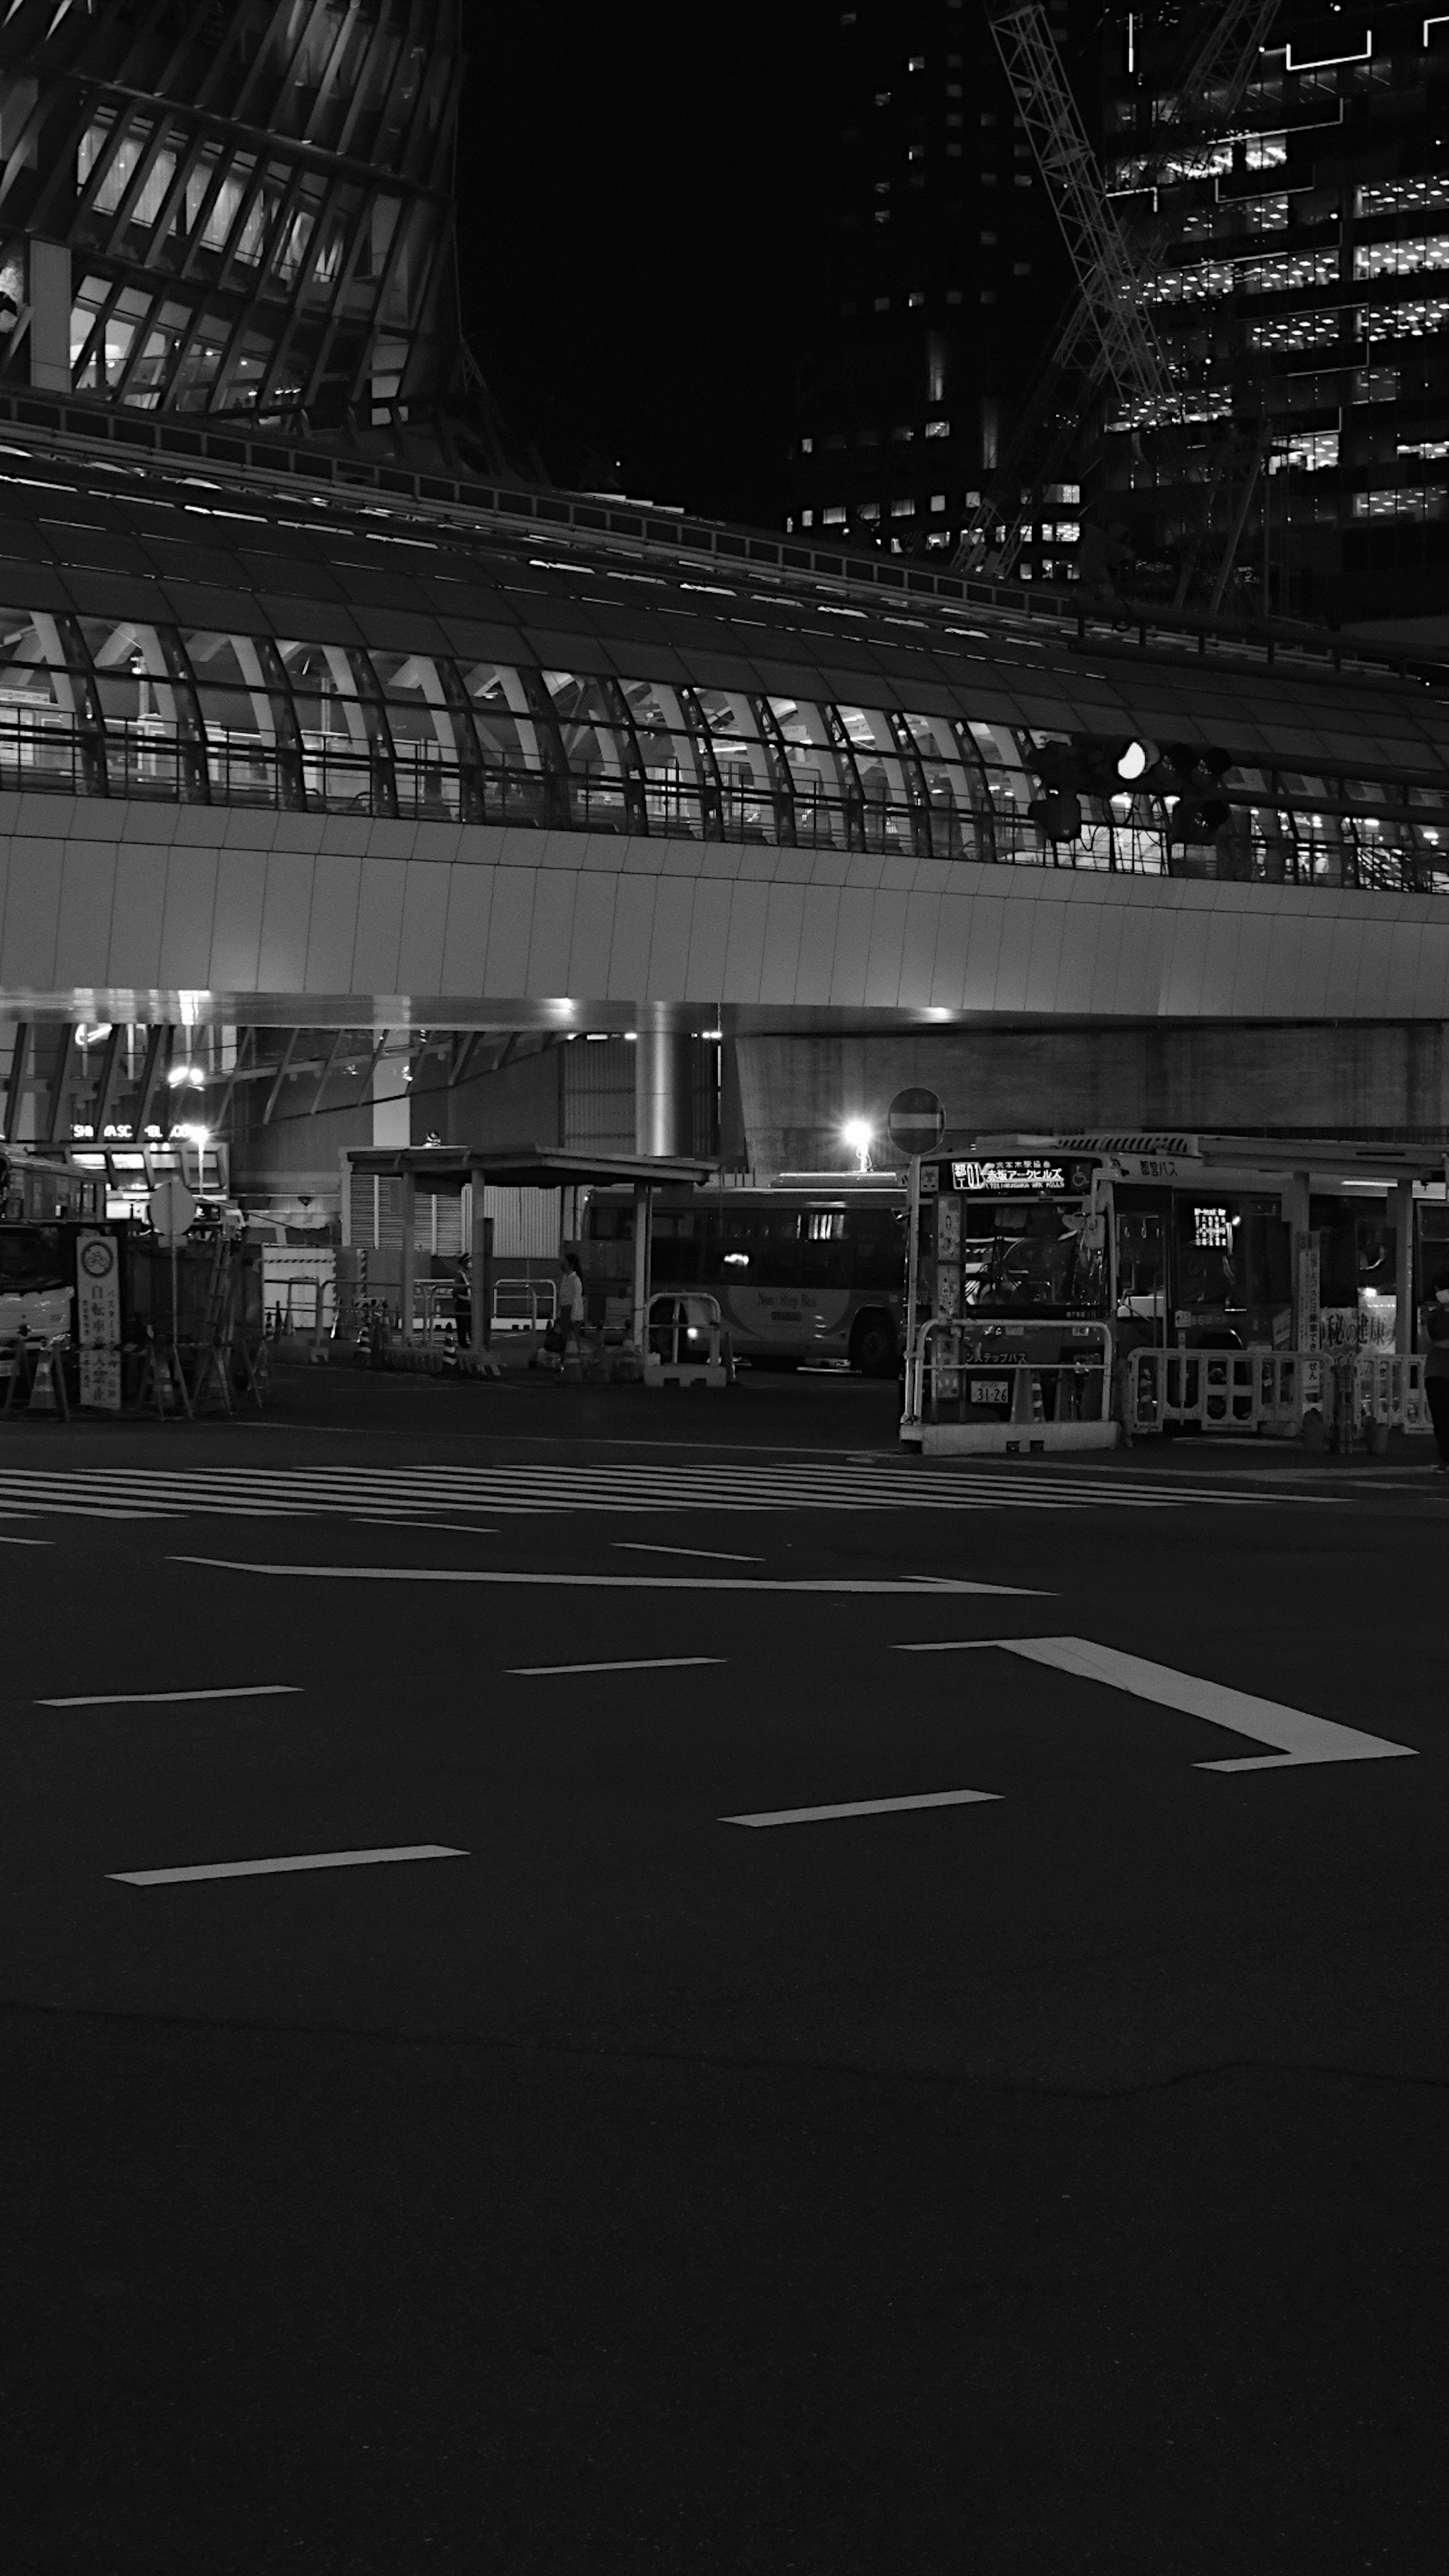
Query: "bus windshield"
959 1200 1105 1315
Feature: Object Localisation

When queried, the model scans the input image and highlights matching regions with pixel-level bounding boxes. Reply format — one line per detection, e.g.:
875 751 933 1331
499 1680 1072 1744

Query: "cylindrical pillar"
1392 1177 1414 1356
634 1013 693 1159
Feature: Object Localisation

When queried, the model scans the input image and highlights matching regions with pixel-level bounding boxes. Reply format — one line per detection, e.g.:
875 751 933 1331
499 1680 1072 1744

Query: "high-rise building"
787 0 1084 577
1103 0 1449 638
0 0 493 459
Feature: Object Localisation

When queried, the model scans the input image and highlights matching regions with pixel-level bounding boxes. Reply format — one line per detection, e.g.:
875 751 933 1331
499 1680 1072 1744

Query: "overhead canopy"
345 1145 716 1191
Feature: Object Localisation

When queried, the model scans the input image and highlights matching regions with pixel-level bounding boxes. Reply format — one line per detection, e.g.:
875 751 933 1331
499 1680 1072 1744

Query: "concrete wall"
6 789 1449 1026
735 1024 1449 1175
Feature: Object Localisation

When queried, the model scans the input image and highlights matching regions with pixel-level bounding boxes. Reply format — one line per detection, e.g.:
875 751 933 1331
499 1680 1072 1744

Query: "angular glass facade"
0 424 1444 901
0 0 464 437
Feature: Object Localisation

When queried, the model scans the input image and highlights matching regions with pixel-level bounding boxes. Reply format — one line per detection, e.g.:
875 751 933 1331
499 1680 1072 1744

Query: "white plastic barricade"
903 1320 1117 1453
642 1293 732 1389
1129 1347 1327 1436
1353 1352 1427 1435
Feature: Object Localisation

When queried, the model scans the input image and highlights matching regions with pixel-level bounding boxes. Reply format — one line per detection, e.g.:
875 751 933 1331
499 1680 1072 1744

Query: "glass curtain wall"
0 602 1445 894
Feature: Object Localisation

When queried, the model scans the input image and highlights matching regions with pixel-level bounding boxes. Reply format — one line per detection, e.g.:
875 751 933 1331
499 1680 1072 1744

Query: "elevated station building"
0 0 1446 1243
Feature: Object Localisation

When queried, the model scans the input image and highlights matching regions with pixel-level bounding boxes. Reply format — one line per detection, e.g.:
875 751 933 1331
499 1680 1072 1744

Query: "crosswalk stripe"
0 1462 1317 1523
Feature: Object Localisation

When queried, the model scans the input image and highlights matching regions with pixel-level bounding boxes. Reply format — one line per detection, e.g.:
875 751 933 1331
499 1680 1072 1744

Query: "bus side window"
849 1209 904 1290
651 1211 701 1286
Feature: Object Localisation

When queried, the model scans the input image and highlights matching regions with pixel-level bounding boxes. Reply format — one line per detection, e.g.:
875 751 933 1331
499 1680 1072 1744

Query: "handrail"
0 707 1444 895
905 1315 1114 1428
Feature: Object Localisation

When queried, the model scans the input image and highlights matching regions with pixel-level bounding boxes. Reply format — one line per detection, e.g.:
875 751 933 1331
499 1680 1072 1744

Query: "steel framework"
0 0 471 441
958 0 1282 584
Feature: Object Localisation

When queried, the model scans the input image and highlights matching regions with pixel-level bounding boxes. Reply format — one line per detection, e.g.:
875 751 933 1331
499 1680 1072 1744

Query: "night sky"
454 9 820 526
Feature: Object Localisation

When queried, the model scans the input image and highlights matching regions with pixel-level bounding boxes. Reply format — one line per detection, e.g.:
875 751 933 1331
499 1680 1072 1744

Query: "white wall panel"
107 842 169 986
2 835 62 987
54 839 118 989
396 861 451 996
438 863 493 992
350 855 407 992
2 810 1449 1028
258 853 315 994
158 848 219 988
209 845 268 989
303 853 363 992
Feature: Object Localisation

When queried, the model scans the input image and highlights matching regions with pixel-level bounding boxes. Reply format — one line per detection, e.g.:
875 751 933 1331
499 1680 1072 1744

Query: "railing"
906 1317 1114 1430
0 705 1446 896
1129 1345 1429 1437
491 1278 556 1332
643 1291 732 1383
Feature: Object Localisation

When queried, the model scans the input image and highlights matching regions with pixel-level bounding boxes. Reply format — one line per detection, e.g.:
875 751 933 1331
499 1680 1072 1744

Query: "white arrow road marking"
723 1788 1001 1828
169 1557 1044 1597
897 1635 1417 1770
109 1844 467 1886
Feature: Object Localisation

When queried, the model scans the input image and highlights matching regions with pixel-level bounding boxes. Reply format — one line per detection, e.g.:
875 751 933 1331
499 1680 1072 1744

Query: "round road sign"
147 1177 198 1243
887 1087 946 1156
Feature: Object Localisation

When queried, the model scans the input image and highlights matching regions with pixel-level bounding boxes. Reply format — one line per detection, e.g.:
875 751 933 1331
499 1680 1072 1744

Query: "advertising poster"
76 1229 122 1412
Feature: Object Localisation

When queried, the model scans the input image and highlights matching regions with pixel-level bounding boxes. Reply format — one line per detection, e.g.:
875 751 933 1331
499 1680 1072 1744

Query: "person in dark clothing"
1423 1275 1449 1466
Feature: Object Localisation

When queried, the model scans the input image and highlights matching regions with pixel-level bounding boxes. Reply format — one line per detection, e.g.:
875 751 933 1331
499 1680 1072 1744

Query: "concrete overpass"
0 411 1447 1208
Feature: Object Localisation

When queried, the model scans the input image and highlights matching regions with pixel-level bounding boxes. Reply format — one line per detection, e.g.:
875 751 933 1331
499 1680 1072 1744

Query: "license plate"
970 1377 1010 1405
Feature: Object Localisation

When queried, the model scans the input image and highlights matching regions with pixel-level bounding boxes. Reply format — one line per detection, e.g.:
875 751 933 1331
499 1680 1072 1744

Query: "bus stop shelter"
343 1144 715 1355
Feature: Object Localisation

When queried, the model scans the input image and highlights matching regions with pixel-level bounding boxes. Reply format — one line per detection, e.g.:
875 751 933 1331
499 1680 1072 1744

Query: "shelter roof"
345 1146 716 1190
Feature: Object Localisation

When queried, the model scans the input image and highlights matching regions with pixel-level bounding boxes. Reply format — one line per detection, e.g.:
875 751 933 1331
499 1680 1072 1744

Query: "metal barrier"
642 1293 732 1389
491 1279 556 1333
1129 1346 1429 1439
1352 1351 1428 1435
903 1319 1117 1452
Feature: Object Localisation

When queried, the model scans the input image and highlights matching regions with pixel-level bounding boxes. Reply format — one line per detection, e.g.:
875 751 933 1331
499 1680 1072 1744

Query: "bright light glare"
166 1063 206 1088
842 1117 874 1174
1117 740 1150 781
173 1121 209 1146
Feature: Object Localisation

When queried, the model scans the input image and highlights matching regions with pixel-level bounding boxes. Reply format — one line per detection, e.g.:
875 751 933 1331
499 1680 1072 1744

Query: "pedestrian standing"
558 1252 586 1360
1424 1275 1449 1468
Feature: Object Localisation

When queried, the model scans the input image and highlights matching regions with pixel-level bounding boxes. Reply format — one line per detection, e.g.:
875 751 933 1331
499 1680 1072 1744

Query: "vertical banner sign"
76 1230 122 1412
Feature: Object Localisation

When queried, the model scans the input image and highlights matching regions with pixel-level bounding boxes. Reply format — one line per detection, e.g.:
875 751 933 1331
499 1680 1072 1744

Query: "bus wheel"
850 1312 898 1379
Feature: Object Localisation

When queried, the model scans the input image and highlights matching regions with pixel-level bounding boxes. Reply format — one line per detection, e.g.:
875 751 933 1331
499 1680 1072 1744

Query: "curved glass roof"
0 435 1446 895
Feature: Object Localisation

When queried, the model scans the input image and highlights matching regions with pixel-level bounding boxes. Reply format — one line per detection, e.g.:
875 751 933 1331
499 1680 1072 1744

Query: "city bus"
579 1179 907 1373
918 1133 1448 1404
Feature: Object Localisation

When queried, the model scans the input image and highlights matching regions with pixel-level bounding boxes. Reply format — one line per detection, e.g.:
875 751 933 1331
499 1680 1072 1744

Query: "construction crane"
957 0 1282 595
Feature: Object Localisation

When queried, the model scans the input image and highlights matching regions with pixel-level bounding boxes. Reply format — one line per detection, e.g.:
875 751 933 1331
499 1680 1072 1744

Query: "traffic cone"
28 1346 55 1412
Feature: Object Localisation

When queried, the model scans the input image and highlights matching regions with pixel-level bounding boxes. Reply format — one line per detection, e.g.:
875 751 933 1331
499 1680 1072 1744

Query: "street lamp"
841 1118 874 1173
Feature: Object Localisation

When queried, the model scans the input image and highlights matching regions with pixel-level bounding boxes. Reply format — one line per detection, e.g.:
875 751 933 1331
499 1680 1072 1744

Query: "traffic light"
1147 743 1234 842
1027 786 1083 838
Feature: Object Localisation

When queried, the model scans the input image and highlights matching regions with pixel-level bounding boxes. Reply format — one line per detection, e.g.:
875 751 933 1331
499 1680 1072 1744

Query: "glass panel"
80 616 184 796
369 648 463 819
691 687 776 841
836 704 915 855
277 640 377 812
459 662 551 825
967 720 1039 855
0 607 91 789
541 670 632 833
621 676 709 838
766 695 851 847
899 709 982 857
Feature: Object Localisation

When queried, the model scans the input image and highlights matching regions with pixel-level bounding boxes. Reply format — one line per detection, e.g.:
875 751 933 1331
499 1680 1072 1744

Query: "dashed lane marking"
612 1542 764 1564
171 1557 1043 1597
38 1683 303 1709
109 1844 466 1887
509 1655 727 1676
723 1788 1001 1828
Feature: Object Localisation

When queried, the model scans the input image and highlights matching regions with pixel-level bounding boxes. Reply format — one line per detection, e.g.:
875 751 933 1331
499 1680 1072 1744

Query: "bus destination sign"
952 1158 1070 1194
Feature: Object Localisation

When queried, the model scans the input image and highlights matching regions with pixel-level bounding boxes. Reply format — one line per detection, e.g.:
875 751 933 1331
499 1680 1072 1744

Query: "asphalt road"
4 1366 1447 2573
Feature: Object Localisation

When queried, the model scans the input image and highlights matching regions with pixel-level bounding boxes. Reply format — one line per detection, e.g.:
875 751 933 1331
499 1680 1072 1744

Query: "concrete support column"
634 1010 692 1158
398 1170 415 1344
1392 1178 1414 1356
469 1178 492 1358
631 1180 651 1349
